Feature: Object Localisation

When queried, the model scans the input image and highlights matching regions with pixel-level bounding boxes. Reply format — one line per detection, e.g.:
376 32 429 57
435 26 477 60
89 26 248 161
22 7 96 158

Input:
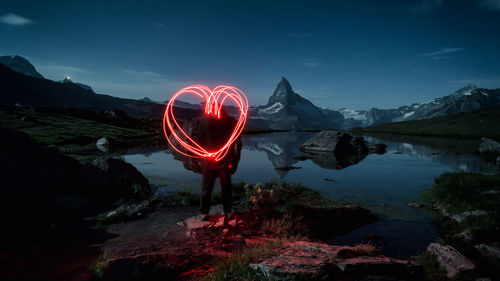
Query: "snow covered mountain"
248 77 341 129
0 55 44 79
339 84 500 126
61 77 95 93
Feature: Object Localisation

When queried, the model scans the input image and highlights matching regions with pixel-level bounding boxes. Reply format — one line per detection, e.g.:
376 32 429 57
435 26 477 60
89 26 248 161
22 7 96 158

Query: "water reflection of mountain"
362 135 499 173
242 132 313 178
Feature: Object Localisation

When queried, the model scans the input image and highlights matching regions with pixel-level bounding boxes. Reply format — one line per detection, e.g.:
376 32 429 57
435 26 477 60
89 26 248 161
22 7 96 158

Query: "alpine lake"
124 132 499 258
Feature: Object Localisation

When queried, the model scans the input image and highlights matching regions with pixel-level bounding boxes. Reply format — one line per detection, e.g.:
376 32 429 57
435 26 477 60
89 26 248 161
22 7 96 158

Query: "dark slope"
0 63 199 119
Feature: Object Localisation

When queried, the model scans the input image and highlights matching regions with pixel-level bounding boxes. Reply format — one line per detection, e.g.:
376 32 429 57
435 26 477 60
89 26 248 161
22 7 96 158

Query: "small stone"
106 210 117 217
481 190 500 196
475 244 500 258
478 137 500 154
96 137 110 152
454 231 474 242
20 115 36 122
451 210 488 223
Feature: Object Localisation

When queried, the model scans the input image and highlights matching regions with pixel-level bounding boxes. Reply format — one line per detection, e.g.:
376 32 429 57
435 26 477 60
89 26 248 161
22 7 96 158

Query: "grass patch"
240 182 375 239
412 251 447 281
424 172 500 236
351 243 378 256
203 240 282 281
89 253 114 279
425 172 500 214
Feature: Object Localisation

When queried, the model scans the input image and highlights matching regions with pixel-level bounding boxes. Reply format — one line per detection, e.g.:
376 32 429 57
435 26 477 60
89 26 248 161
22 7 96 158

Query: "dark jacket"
199 112 242 173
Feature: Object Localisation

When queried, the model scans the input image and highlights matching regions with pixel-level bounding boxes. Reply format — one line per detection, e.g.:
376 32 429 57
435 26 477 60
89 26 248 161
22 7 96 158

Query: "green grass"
351 105 500 139
425 172 500 214
412 251 447 281
424 172 500 275
0 104 158 160
203 240 282 281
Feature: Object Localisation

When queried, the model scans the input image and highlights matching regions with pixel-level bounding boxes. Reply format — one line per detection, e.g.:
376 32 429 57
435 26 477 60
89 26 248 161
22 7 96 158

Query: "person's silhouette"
198 109 242 221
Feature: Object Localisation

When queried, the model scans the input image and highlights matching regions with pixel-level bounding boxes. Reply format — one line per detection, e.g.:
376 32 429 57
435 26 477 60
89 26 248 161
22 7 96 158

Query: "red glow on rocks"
163 85 248 161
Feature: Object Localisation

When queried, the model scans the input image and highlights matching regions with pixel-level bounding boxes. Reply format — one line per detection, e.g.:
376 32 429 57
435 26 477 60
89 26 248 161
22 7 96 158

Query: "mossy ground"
202 240 282 281
422 172 500 279
424 172 500 237
0 104 159 162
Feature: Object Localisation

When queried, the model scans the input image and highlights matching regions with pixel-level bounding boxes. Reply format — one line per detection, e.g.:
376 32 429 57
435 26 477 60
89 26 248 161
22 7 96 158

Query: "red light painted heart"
163 85 248 161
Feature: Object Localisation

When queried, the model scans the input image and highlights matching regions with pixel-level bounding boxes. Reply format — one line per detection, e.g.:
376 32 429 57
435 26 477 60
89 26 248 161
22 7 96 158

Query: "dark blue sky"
1 0 500 109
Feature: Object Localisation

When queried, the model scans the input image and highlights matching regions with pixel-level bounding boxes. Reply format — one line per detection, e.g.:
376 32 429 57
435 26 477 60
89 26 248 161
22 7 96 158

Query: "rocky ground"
4 105 499 281
93 204 422 281
86 180 430 281
416 171 500 281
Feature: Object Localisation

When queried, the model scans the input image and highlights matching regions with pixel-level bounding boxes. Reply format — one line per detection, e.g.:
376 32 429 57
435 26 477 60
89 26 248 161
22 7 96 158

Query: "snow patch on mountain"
259 102 284 114
402 111 415 119
339 108 367 121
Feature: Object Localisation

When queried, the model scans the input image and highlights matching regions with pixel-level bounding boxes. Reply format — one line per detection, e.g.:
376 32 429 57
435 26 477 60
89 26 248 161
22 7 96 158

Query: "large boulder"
299 131 386 170
80 157 150 201
300 131 367 154
0 128 81 195
427 243 475 278
478 137 500 154
0 128 86 242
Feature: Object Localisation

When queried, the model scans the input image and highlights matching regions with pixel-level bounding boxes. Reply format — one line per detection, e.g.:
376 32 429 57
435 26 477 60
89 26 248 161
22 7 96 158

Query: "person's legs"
201 168 216 215
218 167 233 214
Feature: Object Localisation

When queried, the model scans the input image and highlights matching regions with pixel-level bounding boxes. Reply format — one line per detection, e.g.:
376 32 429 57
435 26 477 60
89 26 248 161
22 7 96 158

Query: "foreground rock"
98 209 419 281
299 131 386 169
80 157 151 202
427 243 475 278
0 128 154 281
251 241 422 280
478 137 500 154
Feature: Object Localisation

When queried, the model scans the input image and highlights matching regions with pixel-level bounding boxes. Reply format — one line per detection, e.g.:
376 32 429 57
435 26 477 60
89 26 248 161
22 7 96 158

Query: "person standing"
198 110 242 221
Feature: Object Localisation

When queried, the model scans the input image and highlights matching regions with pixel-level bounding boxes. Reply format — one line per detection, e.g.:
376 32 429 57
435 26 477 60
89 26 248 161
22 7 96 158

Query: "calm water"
124 132 497 258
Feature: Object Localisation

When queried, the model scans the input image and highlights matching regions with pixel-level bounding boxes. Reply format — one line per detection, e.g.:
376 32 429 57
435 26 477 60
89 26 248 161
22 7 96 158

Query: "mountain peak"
60 76 94 93
453 84 478 96
267 76 294 106
140 97 154 103
0 55 44 79
278 76 289 84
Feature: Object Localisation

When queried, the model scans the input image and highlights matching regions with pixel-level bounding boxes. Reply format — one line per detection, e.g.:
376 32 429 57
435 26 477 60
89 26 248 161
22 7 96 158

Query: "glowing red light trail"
163 85 248 161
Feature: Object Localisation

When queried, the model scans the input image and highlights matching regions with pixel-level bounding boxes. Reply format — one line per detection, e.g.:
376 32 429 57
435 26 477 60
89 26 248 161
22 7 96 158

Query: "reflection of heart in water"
163 85 248 161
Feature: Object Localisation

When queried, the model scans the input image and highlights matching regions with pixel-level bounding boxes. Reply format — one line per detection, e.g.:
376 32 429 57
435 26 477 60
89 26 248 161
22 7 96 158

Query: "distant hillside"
340 84 500 126
0 63 199 119
0 55 44 79
350 105 500 139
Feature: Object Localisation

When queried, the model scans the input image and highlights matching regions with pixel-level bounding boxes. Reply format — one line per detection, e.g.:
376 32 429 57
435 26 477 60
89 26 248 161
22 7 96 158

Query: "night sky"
1 0 500 110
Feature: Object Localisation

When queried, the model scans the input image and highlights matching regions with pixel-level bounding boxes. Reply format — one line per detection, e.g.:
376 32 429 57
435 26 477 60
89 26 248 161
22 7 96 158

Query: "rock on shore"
427 243 475 278
478 137 500 154
299 131 386 169
251 241 423 280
